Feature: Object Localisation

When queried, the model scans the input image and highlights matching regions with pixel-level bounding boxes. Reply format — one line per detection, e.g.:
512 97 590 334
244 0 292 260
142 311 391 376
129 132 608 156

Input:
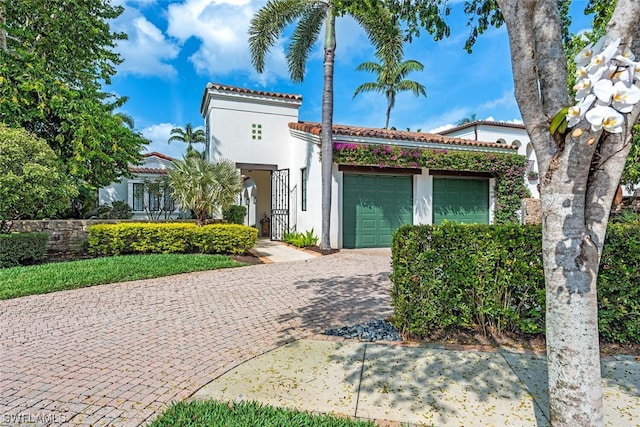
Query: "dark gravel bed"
326 319 402 342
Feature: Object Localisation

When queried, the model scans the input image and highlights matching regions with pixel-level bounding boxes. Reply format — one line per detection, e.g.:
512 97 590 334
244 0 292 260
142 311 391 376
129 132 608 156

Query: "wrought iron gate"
270 168 289 241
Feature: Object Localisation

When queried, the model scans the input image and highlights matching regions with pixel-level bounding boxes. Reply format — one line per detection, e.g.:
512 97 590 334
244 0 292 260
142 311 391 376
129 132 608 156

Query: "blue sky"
109 0 593 158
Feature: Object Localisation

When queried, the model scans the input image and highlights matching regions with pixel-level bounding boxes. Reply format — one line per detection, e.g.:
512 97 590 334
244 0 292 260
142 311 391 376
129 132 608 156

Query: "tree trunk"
0 6 6 51
319 7 336 250
541 189 603 425
385 102 391 129
496 0 640 424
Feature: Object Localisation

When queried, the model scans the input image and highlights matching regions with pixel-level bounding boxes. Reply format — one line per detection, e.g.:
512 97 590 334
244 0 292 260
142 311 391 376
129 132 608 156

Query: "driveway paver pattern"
0 249 392 426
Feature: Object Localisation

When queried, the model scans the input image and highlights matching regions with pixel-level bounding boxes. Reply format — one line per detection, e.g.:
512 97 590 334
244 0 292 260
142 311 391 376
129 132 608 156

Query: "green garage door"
343 174 413 248
433 177 489 224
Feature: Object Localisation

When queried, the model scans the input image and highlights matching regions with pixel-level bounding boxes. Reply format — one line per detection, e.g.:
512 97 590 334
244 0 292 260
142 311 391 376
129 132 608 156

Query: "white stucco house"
98 152 185 220
201 83 534 248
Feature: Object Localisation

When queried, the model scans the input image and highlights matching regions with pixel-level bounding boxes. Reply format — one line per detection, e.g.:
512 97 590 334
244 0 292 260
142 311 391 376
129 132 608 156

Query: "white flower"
574 78 593 101
585 105 624 133
594 80 640 113
575 45 595 68
587 38 621 76
575 66 588 80
575 37 606 68
611 81 640 113
566 94 595 127
593 79 614 103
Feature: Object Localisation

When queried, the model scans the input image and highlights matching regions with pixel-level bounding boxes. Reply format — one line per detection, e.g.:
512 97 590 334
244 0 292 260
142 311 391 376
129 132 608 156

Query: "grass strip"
149 400 376 427
0 254 245 300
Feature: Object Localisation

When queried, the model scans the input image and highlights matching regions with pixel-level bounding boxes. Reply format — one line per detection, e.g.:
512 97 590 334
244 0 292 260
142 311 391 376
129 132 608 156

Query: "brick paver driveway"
1 249 392 426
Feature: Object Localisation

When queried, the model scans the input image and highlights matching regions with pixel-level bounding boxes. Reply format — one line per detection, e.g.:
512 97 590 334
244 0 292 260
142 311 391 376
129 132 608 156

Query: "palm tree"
114 112 135 130
168 156 242 226
249 0 402 249
168 123 206 158
353 58 427 129
456 113 478 126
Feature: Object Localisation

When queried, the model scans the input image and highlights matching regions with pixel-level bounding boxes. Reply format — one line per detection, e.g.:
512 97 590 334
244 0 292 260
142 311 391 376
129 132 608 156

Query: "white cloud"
429 123 456 133
113 8 180 78
478 91 517 111
141 123 183 158
166 0 289 83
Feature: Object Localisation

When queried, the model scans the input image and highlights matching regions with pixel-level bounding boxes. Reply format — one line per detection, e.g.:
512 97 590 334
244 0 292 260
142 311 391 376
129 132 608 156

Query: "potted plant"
527 171 539 181
260 216 270 237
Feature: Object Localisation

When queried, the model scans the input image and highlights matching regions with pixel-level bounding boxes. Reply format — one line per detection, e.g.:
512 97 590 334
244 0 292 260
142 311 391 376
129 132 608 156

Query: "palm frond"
351 5 404 65
288 4 327 82
396 59 425 79
168 156 242 224
396 80 427 97
353 81 383 98
354 61 383 73
248 0 309 73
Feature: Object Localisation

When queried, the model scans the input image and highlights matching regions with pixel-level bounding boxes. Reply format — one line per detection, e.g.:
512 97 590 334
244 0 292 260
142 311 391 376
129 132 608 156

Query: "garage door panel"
343 174 413 248
433 177 489 225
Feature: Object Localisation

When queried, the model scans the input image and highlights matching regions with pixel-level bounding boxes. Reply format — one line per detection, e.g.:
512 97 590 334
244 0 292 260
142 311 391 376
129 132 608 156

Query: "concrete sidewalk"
250 238 319 263
193 339 640 426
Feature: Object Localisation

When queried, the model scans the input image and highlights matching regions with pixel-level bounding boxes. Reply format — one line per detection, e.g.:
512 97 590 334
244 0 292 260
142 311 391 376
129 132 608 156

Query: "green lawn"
0 254 245 300
149 401 375 427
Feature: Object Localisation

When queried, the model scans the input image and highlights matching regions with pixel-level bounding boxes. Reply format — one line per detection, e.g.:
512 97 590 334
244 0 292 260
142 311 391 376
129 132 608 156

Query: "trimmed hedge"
0 232 49 268
391 222 640 344
222 205 247 225
88 223 258 256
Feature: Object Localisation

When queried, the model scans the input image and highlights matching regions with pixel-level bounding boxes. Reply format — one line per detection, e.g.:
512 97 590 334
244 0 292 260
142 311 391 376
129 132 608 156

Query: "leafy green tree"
0 125 77 229
168 123 206 158
383 0 640 424
0 0 147 190
249 0 403 249
168 157 242 226
353 57 427 129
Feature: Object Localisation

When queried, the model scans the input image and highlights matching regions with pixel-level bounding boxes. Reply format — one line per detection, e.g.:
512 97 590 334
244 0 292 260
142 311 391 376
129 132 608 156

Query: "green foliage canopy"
0 124 77 223
0 0 148 189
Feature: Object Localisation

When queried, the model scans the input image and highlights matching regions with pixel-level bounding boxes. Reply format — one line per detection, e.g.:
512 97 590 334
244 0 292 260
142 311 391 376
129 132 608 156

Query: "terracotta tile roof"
439 120 526 135
143 152 175 161
205 83 303 101
129 167 169 175
288 122 516 150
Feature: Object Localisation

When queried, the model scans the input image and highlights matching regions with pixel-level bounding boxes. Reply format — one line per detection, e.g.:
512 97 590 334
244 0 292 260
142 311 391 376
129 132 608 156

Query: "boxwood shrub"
391 222 640 344
88 223 258 256
222 205 247 225
0 232 49 268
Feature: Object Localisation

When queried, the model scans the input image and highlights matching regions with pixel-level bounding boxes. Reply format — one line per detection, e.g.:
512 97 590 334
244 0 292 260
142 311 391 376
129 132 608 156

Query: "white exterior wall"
287 133 324 242
97 155 184 220
99 181 127 206
204 94 301 167
414 170 432 225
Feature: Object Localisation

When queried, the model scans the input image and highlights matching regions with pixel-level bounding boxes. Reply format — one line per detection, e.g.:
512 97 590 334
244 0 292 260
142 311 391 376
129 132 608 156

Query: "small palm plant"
168 156 242 226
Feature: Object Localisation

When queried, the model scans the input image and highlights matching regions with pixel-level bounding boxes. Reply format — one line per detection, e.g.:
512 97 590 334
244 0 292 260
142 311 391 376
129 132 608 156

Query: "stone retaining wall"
9 219 214 253
10 220 120 253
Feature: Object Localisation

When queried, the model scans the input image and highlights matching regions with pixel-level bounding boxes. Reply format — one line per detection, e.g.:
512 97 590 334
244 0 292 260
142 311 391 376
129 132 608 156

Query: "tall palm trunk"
384 103 392 129
320 7 335 250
